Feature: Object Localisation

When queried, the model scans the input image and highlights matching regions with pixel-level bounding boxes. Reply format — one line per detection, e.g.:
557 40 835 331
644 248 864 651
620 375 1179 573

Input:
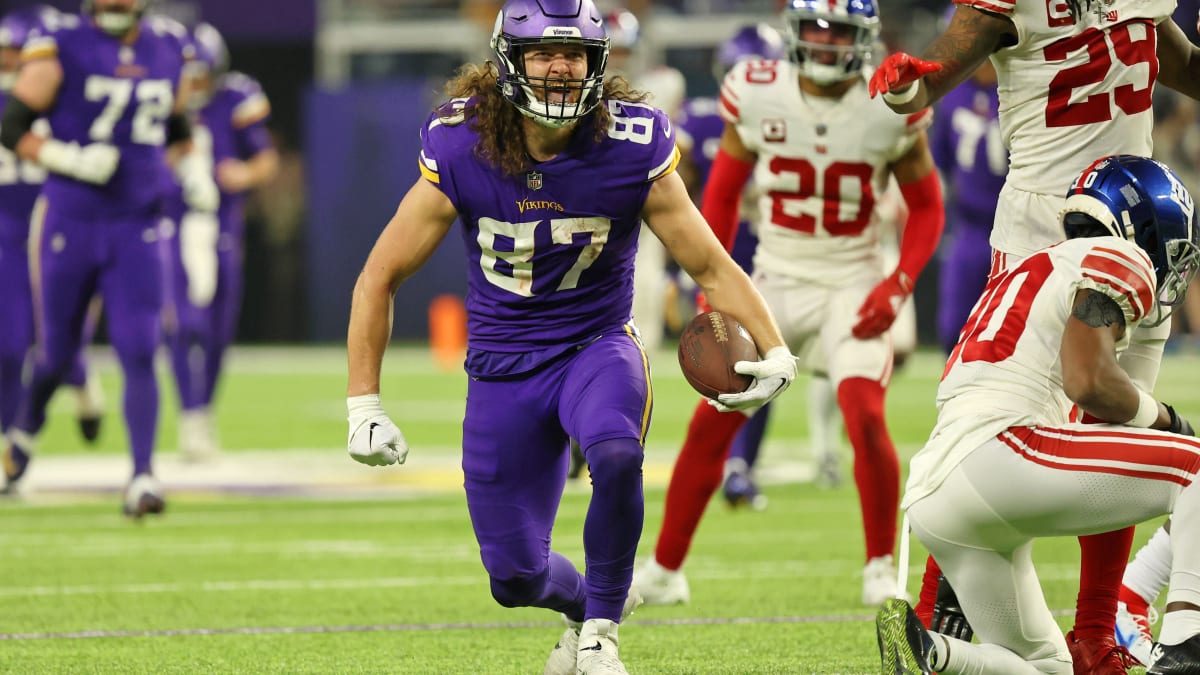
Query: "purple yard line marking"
0 609 1074 641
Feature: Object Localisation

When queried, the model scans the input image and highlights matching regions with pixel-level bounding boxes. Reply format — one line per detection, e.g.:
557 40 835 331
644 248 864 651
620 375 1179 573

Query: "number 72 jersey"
903 236 1157 507
954 0 1173 198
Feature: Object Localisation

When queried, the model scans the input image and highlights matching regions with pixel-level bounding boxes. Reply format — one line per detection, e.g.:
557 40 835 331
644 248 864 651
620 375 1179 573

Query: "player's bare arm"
347 178 457 396
878 6 1014 113
8 56 62 160
1155 19 1200 102
642 170 785 355
1060 288 1168 426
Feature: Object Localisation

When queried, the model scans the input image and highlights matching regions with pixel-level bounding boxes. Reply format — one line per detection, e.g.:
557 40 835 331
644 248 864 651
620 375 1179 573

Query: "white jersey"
903 236 1157 507
955 0 1174 251
718 59 931 284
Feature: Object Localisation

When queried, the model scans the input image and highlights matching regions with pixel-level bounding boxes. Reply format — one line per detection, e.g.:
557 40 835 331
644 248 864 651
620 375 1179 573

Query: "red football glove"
852 272 913 340
868 53 943 98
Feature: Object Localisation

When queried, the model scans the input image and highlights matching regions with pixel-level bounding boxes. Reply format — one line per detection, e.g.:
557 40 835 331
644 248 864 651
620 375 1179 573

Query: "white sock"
808 375 840 459
1160 609 1200 646
1124 525 1172 605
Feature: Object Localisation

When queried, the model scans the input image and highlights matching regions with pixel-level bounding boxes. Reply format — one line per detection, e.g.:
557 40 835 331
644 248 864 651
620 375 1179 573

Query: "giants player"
343 1 796 673
0 6 104 449
870 0 1200 668
0 0 218 517
165 22 278 463
634 0 944 608
878 155 1200 675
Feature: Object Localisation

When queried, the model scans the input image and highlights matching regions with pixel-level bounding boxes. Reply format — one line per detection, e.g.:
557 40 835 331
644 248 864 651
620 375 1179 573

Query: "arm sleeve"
895 170 945 284
699 148 754 252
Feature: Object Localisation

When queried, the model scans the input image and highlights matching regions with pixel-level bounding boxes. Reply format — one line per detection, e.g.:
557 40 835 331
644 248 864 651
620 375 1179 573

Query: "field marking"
0 609 1075 641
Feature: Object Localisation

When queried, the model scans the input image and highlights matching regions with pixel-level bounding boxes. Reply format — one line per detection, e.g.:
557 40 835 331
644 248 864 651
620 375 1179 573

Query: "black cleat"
876 598 934 675
1 441 32 495
78 414 102 444
1149 635 1200 674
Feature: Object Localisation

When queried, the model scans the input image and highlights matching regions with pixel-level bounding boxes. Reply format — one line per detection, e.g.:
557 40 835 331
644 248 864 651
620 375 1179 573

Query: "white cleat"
1115 601 1157 666
632 558 690 606
179 408 220 463
576 619 627 675
123 473 166 519
544 590 642 675
862 554 900 607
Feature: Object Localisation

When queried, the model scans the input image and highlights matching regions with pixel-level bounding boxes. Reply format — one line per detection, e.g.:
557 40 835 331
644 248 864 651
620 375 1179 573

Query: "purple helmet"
82 0 149 36
713 23 785 80
491 0 609 129
783 0 880 85
0 5 58 49
191 22 229 74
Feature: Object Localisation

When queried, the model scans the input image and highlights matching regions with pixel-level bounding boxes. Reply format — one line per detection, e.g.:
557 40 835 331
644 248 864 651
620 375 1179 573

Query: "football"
677 311 758 399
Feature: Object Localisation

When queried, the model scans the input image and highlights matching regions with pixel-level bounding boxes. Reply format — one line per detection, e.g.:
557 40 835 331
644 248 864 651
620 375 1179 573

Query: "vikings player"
344 1 796 673
635 0 944 609
0 6 105 448
871 0 1200 667
164 22 278 462
0 0 218 518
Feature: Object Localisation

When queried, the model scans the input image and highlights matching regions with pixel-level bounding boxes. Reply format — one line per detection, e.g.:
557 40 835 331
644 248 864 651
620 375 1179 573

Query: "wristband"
1128 389 1159 428
347 393 384 420
882 83 920 106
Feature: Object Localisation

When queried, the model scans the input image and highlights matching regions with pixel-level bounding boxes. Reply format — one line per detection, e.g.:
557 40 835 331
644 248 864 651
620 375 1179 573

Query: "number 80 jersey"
903 236 1157 506
719 59 930 285
418 98 680 377
954 0 1172 199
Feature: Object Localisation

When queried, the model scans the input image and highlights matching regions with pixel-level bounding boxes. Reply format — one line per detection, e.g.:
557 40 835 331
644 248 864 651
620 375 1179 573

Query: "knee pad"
489 570 547 608
584 438 643 485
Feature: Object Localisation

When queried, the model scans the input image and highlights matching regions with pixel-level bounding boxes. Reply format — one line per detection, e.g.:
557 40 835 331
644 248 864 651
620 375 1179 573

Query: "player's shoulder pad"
955 0 1015 16
223 71 266 99
718 57 788 124
1076 238 1157 323
144 14 189 39
419 97 480 185
226 72 271 128
21 12 80 60
603 99 679 182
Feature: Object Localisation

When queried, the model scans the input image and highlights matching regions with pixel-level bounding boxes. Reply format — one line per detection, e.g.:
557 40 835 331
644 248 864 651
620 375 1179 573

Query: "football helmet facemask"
1062 155 1200 314
491 0 609 129
783 0 879 85
83 0 148 37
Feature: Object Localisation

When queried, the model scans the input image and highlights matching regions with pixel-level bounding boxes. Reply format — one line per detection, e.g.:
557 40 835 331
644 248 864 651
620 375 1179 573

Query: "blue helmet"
491 0 609 129
1062 155 1200 310
782 0 879 85
713 23 785 81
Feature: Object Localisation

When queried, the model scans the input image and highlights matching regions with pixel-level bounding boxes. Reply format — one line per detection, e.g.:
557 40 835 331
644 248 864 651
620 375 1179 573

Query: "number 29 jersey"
903 236 1157 507
953 0 1172 206
418 98 679 378
718 59 931 285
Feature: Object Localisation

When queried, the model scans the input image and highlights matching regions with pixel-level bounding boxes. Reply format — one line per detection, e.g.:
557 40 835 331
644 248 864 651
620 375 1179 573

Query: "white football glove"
347 394 409 466
709 346 797 413
179 211 219 307
177 151 220 213
38 138 119 185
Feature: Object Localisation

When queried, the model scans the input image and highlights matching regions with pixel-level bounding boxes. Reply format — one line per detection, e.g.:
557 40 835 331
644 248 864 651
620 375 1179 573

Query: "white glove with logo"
179 211 219 307
709 346 798 413
347 394 408 466
38 139 119 185
177 151 220 213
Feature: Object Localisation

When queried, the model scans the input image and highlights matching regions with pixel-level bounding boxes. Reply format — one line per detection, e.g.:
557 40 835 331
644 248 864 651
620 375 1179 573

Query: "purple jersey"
198 71 273 235
418 98 679 378
0 98 46 243
676 96 724 184
930 79 1006 227
22 14 189 216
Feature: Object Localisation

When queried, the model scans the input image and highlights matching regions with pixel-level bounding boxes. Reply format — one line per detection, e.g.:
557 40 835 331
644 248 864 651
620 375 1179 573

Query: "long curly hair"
442 61 650 176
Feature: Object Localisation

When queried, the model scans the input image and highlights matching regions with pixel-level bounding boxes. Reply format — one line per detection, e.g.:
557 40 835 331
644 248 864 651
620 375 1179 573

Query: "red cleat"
1066 630 1137 674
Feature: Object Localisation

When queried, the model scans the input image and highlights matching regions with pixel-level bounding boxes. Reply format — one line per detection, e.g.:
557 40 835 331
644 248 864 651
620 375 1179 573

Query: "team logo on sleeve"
527 170 543 191
762 119 787 143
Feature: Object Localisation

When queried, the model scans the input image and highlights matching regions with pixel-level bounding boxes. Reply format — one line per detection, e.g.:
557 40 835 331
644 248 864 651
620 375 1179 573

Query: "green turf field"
5 345 1195 673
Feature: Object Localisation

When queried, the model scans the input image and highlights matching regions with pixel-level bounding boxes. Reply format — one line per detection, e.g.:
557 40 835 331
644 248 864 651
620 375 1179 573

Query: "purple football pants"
12 198 163 475
937 224 992 354
462 329 650 623
164 229 243 411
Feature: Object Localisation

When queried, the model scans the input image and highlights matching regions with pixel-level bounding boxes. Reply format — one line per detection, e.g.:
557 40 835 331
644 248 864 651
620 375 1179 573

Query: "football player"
871 1 1200 668
343 1 796 673
164 21 278 463
877 154 1200 675
633 0 944 608
0 6 105 449
0 0 218 518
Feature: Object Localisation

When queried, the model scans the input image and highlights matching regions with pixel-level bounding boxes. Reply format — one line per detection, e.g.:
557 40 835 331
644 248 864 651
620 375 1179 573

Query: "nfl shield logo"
527 171 543 191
